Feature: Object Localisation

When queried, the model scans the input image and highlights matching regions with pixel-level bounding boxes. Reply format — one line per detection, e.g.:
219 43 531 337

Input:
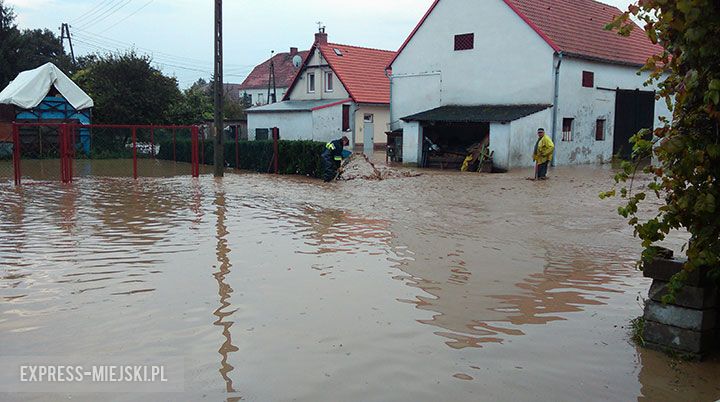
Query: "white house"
236 47 310 106
387 0 671 169
247 29 395 154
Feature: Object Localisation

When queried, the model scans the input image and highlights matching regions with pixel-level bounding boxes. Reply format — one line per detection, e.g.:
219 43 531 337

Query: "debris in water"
337 154 421 181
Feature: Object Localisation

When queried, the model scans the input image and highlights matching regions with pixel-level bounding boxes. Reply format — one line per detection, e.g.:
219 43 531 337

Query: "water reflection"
398 243 633 349
211 186 241 401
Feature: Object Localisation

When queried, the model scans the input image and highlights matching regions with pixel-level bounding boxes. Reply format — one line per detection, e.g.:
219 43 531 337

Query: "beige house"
247 29 395 153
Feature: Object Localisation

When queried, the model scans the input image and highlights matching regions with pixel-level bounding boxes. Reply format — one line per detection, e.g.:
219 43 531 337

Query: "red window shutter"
454 33 474 51
342 105 350 132
582 71 594 88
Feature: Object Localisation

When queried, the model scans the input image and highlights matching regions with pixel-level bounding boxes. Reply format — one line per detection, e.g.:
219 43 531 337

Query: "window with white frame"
363 113 374 123
562 118 574 141
258 93 265 105
325 72 334 92
307 73 315 93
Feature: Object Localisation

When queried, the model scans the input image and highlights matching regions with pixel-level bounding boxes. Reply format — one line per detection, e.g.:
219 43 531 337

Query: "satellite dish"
292 55 303 68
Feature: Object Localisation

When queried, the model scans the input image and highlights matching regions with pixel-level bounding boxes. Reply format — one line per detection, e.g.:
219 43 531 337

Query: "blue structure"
16 96 92 154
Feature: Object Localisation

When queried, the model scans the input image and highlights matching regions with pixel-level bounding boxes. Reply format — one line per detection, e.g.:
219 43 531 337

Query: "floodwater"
1 159 719 401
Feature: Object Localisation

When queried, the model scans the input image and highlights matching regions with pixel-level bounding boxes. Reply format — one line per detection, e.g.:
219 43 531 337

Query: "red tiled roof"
318 43 395 104
239 50 310 90
505 0 662 66
390 0 661 68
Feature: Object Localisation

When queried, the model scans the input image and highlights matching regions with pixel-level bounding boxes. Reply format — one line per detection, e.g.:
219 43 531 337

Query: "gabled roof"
389 0 662 68
0 63 93 110
284 42 396 104
239 50 310 91
402 104 552 123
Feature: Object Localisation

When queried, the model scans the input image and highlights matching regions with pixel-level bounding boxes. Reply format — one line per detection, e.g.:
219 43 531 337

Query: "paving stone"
642 320 715 355
643 300 716 331
648 280 718 309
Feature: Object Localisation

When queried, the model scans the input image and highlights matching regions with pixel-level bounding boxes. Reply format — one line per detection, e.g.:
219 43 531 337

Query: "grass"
630 316 646 347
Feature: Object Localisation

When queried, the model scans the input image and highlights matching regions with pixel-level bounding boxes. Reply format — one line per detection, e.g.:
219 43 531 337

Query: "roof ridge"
325 42 396 54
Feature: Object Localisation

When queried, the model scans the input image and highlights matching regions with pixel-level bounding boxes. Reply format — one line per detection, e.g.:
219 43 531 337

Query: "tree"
603 1 720 297
0 1 71 89
73 51 182 124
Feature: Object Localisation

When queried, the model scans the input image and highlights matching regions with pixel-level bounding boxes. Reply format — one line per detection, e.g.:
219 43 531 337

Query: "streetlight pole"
213 0 224 177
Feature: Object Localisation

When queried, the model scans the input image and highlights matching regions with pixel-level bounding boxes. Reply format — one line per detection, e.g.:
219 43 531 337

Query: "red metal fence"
8 123 201 185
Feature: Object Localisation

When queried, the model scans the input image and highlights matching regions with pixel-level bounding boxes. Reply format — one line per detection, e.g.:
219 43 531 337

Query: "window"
363 113 374 123
257 93 265 105
454 33 474 51
307 73 315 93
562 118 574 141
325 72 334 92
582 71 594 88
333 48 343 56
342 105 350 132
255 128 269 140
595 119 606 141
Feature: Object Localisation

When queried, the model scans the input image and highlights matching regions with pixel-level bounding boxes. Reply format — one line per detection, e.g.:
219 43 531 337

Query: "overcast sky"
6 0 635 88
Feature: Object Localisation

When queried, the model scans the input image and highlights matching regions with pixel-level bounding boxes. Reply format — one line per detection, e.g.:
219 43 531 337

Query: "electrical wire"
76 0 133 30
96 0 154 34
72 0 120 25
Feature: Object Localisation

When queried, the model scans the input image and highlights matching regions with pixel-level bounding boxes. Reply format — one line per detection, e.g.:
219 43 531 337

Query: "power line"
76 0 133 30
96 0 154 34
72 0 120 25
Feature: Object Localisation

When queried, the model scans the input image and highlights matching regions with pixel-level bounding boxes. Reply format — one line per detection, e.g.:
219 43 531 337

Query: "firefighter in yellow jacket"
532 128 554 180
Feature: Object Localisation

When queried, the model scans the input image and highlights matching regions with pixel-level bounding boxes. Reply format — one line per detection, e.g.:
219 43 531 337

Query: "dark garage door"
613 89 655 159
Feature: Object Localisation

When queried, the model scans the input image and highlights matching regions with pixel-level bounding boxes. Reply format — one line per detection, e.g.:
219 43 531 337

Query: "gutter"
551 51 563 166
385 68 393 129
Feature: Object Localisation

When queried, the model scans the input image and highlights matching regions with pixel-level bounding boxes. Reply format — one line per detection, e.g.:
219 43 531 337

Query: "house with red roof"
237 47 309 106
247 29 396 151
388 0 671 169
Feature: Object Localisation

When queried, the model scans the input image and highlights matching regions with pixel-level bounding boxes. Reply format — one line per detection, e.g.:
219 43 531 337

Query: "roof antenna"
316 21 325 33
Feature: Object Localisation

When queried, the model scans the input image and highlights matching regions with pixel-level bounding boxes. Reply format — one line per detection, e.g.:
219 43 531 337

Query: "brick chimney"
315 27 327 45
290 47 298 56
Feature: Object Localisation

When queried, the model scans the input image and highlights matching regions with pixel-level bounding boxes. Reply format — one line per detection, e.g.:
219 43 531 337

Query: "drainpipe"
551 51 563 166
385 68 393 129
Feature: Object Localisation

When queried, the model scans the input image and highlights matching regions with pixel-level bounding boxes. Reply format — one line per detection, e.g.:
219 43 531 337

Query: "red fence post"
12 123 20 186
172 128 176 162
150 126 155 157
191 126 199 178
234 125 239 170
132 127 138 179
272 127 279 174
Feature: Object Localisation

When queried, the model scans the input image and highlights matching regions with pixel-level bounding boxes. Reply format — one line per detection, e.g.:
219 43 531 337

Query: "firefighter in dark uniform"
321 136 349 182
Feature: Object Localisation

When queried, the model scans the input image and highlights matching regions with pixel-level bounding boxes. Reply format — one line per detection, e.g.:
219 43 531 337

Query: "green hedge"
156 139 327 178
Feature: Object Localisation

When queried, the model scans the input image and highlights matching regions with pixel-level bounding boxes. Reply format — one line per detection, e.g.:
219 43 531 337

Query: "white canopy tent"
0 62 93 110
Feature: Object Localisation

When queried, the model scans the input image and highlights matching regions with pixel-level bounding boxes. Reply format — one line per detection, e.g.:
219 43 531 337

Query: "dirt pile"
338 154 420 181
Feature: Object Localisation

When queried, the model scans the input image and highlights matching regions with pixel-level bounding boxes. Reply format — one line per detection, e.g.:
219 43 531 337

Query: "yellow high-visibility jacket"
533 134 555 164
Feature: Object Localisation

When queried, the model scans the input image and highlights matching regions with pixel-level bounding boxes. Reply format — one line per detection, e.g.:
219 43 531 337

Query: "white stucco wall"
508 108 553 168
390 0 555 127
312 103 348 143
489 122 511 170
552 57 672 165
247 112 313 141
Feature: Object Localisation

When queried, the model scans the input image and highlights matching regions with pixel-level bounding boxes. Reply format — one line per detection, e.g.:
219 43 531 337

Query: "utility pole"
267 51 277 104
213 0 224 177
60 23 76 65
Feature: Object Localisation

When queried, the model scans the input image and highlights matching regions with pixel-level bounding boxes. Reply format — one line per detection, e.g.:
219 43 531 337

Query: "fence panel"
9 123 200 185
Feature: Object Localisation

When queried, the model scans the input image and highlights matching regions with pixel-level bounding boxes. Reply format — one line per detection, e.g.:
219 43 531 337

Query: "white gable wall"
390 0 556 128
554 57 671 165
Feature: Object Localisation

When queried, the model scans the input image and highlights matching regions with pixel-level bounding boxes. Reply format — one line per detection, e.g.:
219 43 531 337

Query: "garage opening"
421 121 489 169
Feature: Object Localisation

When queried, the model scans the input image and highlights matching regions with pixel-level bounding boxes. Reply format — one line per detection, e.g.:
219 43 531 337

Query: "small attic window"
582 71 595 88
454 33 474 51
333 48 343 56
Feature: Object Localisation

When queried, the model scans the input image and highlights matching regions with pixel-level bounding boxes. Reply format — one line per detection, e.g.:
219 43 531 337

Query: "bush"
156 138 327 178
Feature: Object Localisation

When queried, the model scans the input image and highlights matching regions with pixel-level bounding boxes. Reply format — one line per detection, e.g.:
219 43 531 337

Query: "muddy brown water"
1 159 719 401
